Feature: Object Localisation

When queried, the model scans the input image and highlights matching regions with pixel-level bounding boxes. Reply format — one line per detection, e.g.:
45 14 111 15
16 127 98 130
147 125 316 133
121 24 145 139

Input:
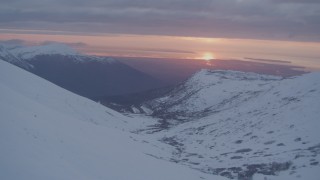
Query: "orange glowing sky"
1 30 320 70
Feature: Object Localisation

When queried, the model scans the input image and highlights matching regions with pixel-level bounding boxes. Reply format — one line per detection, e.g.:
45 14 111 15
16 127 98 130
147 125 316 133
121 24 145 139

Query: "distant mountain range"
0 43 165 99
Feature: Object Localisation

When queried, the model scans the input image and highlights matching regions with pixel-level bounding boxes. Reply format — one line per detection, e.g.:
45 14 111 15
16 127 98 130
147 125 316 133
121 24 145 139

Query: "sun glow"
202 53 215 61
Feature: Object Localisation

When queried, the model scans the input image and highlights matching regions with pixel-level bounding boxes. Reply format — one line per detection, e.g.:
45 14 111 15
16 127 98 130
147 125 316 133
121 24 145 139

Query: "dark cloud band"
0 0 319 41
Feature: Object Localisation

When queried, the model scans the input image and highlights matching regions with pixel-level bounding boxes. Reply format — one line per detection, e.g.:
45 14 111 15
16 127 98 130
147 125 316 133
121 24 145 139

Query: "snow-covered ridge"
4 43 117 64
0 44 33 69
191 69 282 83
0 44 19 61
147 69 284 119
12 43 80 59
11 43 79 59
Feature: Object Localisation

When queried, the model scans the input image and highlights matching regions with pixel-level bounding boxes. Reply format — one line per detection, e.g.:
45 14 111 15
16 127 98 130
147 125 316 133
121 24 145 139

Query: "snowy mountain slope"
146 70 282 120
0 60 226 180
138 70 320 179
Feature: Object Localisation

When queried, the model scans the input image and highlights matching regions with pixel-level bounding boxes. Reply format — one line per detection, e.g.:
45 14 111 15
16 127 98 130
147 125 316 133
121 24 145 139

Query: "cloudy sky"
0 0 320 69
1 0 320 41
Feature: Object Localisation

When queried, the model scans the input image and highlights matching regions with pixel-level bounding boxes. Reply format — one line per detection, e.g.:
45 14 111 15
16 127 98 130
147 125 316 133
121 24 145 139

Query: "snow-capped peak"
0 44 33 69
11 43 80 59
0 44 13 57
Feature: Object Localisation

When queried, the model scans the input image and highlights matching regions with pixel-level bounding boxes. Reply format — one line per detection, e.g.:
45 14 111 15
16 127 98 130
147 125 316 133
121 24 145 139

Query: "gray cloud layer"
1 0 319 41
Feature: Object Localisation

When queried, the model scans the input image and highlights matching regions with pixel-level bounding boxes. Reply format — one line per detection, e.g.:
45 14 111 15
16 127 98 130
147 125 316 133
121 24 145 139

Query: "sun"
202 53 215 61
